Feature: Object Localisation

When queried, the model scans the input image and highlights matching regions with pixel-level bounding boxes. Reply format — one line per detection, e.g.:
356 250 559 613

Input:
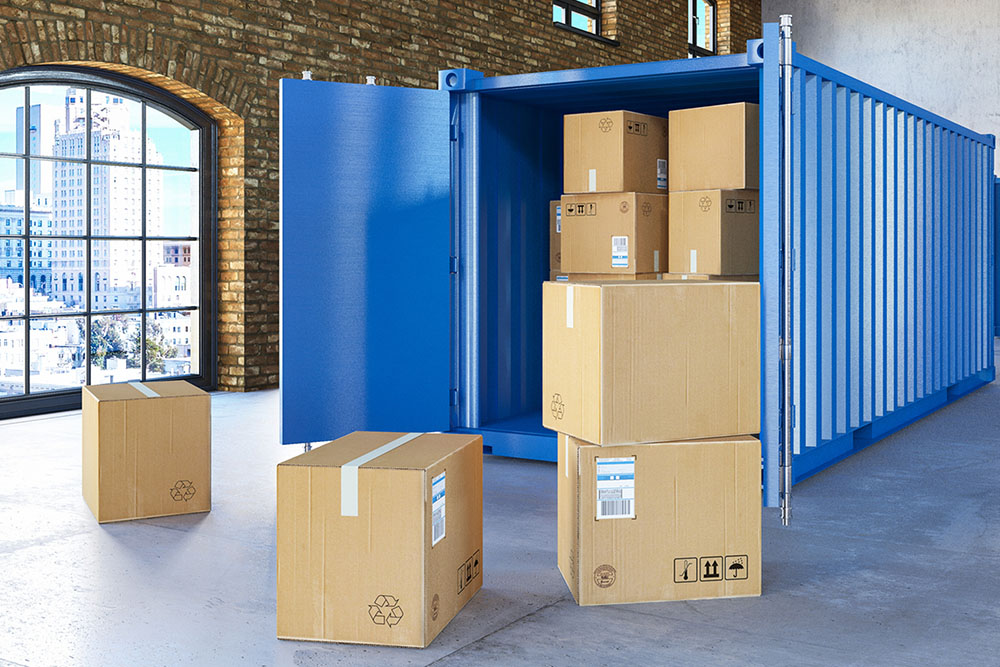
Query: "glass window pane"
0 318 24 396
147 169 198 237
691 0 715 51
90 313 141 383
30 160 79 236
147 310 198 378
0 158 24 236
1 239 25 317
91 239 141 312
0 87 25 155
571 11 596 33
90 90 142 164
553 5 566 23
28 85 84 159
147 241 198 309
146 105 199 169
28 316 86 391
32 239 86 315
92 164 142 236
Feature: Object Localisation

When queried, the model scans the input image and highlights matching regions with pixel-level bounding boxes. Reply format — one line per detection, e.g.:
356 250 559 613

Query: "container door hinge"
450 256 459 274
450 388 459 406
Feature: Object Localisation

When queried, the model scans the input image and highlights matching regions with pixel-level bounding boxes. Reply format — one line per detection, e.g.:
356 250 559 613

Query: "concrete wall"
762 0 1000 173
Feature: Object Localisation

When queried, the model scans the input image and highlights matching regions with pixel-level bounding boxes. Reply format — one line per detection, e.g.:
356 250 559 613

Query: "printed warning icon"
673 557 697 583
368 595 404 626
725 555 749 580
699 556 722 581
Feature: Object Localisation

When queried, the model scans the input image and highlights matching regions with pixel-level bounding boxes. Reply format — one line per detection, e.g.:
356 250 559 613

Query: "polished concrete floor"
1 376 998 666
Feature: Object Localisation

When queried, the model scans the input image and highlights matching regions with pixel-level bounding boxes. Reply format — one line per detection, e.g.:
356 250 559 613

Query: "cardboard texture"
660 273 759 282
542 280 760 445
550 200 562 271
564 110 668 194
668 190 759 275
81 380 211 523
557 434 762 605
560 192 667 275
668 103 759 191
550 272 659 282
276 431 483 648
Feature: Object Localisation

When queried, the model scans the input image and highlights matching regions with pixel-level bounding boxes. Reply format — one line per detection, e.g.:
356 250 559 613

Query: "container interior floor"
1 346 997 664
471 63 761 452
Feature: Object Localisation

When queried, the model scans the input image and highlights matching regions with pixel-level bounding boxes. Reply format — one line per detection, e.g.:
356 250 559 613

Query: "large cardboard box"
560 192 667 275
668 102 759 191
82 380 211 523
550 272 659 282
542 280 759 444
550 200 562 271
668 189 759 275
557 433 761 605
564 110 668 194
276 431 483 648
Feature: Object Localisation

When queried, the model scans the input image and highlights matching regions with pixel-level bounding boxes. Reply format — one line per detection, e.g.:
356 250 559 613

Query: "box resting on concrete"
276 431 483 648
557 433 762 605
542 280 760 445
82 380 211 523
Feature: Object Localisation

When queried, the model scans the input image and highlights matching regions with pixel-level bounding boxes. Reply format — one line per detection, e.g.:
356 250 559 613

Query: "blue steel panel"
993 177 998 338
279 79 451 445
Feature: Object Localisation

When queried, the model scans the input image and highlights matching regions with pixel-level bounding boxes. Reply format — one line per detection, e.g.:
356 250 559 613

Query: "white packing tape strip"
341 432 422 517
690 249 698 273
654 249 660 273
128 381 160 398
566 284 574 328
564 434 569 478
588 169 597 192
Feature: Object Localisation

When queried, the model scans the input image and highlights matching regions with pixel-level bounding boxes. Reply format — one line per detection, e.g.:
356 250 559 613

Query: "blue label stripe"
597 473 635 481
432 490 445 503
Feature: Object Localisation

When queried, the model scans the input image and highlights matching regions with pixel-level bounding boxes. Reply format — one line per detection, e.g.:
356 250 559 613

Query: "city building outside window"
553 0 601 36
0 67 216 416
688 0 717 57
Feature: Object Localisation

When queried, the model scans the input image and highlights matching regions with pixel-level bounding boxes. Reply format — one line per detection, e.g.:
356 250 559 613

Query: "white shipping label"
611 235 629 268
596 457 635 519
556 205 562 233
431 471 446 545
690 248 698 273
657 158 667 189
588 169 597 192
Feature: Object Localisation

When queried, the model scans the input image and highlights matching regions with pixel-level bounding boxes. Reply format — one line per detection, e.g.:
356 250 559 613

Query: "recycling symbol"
598 117 614 132
551 393 565 420
368 595 404 627
169 480 196 502
699 196 713 212
641 202 652 216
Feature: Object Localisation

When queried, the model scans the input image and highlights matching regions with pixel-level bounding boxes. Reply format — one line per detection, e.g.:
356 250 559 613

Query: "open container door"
279 79 451 445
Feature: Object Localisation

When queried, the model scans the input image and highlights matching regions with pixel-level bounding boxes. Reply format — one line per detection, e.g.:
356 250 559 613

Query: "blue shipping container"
279 22 995 508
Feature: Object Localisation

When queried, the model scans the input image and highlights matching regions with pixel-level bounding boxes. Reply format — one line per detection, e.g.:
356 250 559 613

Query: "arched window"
0 66 216 416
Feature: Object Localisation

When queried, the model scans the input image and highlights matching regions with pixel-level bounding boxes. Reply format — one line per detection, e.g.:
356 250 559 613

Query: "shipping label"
657 158 667 189
556 205 561 233
595 456 635 519
431 471 446 546
611 235 629 268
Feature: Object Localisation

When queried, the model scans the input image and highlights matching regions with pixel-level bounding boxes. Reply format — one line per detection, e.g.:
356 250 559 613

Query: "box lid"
84 380 207 402
279 431 481 471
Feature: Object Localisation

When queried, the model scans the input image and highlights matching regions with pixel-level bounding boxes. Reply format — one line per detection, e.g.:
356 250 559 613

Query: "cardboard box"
660 273 759 282
82 380 211 523
564 110 668 194
557 433 761 605
542 280 759 444
668 103 759 191
550 272 659 282
550 200 562 271
276 431 483 648
668 189 759 275
560 192 667 275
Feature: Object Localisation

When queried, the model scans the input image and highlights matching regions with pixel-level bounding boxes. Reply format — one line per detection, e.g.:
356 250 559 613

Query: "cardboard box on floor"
276 431 483 648
557 433 761 605
542 280 759 444
82 380 211 523
668 102 759 191
550 271 659 282
564 110 668 194
550 200 562 272
668 189 759 276
560 192 667 275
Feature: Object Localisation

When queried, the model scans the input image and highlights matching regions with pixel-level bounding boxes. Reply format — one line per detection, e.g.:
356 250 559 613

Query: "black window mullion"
140 102 147 381
554 0 601 31
85 88 92 386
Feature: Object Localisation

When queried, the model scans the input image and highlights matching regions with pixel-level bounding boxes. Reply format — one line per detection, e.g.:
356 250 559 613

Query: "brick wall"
0 0 760 391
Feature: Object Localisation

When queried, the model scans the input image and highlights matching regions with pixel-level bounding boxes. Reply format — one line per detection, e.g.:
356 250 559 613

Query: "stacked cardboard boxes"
553 110 669 282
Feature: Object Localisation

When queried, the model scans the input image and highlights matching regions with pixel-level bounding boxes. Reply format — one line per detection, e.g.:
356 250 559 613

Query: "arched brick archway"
0 16 269 391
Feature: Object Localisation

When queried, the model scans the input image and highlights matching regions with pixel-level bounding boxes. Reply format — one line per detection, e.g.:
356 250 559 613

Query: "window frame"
688 0 718 58
553 0 618 45
0 65 218 419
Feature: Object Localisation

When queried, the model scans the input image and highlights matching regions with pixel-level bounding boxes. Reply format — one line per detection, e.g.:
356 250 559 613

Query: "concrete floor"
0 378 998 666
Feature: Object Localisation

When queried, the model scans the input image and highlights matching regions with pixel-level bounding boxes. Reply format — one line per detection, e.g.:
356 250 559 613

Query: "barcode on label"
599 499 632 518
431 471 446 546
595 456 635 519
611 235 629 268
